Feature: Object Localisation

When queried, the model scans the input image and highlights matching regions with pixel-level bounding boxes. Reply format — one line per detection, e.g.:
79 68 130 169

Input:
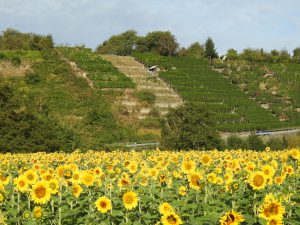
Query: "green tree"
161 103 222 150
96 30 138 55
226 48 238 60
247 134 265 151
205 37 218 61
226 135 248 149
136 31 179 56
292 47 300 63
186 42 205 58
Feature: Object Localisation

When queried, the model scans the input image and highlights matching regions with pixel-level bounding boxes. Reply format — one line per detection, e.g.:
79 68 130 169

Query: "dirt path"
101 55 183 117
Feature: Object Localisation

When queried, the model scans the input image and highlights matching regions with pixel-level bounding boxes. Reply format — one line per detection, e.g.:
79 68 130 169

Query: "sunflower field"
0 148 299 225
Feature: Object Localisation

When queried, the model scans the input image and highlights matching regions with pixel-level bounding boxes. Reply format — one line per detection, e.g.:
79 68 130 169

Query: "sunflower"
248 171 267 190
71 170 82 184
178 186 187 196
95 196 112 213
266 218 283 225
262 165 276 178
274 176 285 185
188 171 203 190
200 154 212 166
81 171 95 187
47 179 59 194
30 181 51 204
259 194 285 221
123 191 139 210
219 210 245 225
33 206 43 220
24 170 38 185
14 175 29 193
161 212 183 225
159 202 174 215
181 160 196 174
72 184 83 198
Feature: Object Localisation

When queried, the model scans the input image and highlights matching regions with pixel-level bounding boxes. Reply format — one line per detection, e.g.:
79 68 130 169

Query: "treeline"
0 28 54 50
97 29 300 64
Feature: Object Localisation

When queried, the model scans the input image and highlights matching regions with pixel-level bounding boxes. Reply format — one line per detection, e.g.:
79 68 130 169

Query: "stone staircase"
101 55 183 118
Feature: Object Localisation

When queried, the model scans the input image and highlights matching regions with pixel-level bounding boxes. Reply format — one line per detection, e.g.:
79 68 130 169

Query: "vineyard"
215 61 300 125
58 47 135 89
0 148 299 224
133 52 297 132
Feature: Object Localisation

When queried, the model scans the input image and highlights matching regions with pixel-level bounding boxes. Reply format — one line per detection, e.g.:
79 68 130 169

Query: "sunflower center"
27 174 34 181
35 186 46 198
19 180 25 187
125 195 134 204
100 201 107 208
167 215 177 224
253 174 264 186
184 163 192 170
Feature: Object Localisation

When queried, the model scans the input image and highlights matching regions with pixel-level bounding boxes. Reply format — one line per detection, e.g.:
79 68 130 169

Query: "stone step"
154 102 182 108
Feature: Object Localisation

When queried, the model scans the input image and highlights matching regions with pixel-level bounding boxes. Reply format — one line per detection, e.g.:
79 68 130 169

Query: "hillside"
133 52 300 132
0 48 160 152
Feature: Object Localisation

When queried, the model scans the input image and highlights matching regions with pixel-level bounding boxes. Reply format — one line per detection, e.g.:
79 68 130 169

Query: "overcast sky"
0 0 299 54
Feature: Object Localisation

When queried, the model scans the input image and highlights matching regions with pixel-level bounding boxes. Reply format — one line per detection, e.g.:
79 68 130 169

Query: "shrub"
134 90 156 105
11 56 21 66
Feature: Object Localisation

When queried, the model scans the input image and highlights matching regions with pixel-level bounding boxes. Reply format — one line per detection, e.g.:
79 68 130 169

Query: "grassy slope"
216 61 300 125
0 49 155 151
133 52 293 132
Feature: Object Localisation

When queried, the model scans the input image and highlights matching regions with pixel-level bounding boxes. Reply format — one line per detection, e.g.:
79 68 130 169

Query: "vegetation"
161 103 222 150
133 52 287 132
205 37 218 61
0 28 53 50
0 148 299 224
133 90 156 105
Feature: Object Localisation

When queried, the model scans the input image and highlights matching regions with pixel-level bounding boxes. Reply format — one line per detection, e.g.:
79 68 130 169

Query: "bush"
11 56 21 66
24 72 41 84
139 117 161 129
247 134 265 150
267 137 288 150
0 53 6 60
134 90 156 105
226 135 248 149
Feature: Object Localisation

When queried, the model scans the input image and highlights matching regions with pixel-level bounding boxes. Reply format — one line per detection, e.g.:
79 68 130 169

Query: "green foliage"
226 135 248 149
205 37 218 60
161 103 222 150
0 52 6 60
0 28 54 50
24 72 41 84
293 47 300 63
139 117 161 129
186 42 205 58
96 30 138 55
226 48 238 60
247 134 265 150
11 55 21 66
59 47 135 88
267 137 288 150
134 90 156 105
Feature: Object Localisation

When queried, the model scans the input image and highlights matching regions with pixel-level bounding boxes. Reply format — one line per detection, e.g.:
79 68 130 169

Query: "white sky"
0 0 299 54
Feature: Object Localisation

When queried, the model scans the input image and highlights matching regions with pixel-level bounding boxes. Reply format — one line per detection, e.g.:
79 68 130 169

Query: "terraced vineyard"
58 47 135 89
216 61 300 125
133 52 292 132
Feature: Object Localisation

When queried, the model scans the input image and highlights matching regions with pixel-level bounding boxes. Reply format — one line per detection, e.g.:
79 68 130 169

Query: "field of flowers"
0 148 299 225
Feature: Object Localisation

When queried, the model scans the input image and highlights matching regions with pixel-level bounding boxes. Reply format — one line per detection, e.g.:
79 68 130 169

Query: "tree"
136 31 179 56
161 103 222 150
247 134 265 151
186 42 205 58
226 48 239 60
292 47 300 63
96 30 138 55
205 37 218 61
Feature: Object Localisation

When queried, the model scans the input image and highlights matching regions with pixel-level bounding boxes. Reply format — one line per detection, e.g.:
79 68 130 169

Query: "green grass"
58 47 135 88
133 52 292 132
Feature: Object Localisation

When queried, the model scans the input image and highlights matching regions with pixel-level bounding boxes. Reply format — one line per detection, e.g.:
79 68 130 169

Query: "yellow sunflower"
161 212 183 225
72 184 83 198
188 171 203 190
33 206 43 220
159 202 174 215
47 179 59 194
219 210 245 225
123 191 139 210
262 165 276 178
81 171 95 187
95 196 112 213
266 217 283 225
24 170 38 185
200 154 212 166
14 175 29 193
30 181 51 204
259 194 285 221
248 171 267 190
181 160 196 174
